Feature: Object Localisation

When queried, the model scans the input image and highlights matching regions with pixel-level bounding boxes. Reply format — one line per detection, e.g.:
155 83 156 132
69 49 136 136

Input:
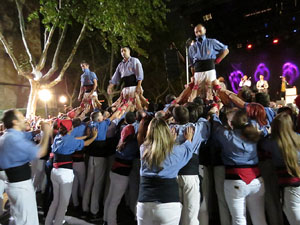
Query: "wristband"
188 82 195 89
213 96 220 102
171 100 177 105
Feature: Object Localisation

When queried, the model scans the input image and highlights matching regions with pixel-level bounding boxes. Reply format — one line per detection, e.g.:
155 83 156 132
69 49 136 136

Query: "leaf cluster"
29 0 169 57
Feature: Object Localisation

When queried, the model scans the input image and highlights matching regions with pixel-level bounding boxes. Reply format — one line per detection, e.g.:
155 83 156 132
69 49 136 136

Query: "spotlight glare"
273 39 279 44
38 89 51 102
59 95 67 104
293 29 297 33
247 44 253 49
265 34 269 38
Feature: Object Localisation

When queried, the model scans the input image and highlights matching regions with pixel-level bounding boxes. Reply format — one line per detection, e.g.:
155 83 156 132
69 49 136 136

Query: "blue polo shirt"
70 124 86 138
0 129 39 169
140 140 194 179
89 119 111 141
52 134 84 155
212 114 259 166
188 35 228 66
81 69 98 86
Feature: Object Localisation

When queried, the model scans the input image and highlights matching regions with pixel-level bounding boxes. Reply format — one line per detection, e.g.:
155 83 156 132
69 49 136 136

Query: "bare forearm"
84 134 97 146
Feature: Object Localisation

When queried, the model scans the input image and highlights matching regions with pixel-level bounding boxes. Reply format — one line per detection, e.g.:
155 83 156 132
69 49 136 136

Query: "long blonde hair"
271 113 300 177
142 118 175 168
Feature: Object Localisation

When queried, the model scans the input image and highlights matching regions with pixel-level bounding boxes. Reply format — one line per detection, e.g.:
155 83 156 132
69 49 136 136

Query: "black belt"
121 74 137 87
83 85 94 93
5 163 31 183
53 153 73 169
194 59 215 72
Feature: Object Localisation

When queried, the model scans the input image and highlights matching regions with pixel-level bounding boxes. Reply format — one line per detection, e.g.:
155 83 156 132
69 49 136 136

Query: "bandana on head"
57 118 73 132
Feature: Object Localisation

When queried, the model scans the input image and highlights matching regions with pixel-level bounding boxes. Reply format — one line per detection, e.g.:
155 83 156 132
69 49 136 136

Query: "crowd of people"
0 23 300 225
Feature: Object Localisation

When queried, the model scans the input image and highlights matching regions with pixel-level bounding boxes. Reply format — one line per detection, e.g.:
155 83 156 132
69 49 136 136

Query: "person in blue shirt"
188 24 229 101
107 47 144 102
0 109 51 225
137 118 195 225
82 108 125 219
211 107 268 225
45 119 97 225
70 118 87 209
78 61 102 110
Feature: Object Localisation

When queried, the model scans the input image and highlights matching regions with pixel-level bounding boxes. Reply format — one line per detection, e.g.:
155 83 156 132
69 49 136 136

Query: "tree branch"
15 0 35 70
36 24 57 71
0 30 31 79
42 20 87 89
41 22 68 81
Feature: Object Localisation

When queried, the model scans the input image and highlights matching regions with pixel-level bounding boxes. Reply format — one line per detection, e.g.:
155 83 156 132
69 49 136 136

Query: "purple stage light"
282 62 299 85
254 63 270 82
229 70 244 93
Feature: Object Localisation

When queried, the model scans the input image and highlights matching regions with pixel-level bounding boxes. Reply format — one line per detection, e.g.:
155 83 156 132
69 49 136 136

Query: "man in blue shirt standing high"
78 61 102 110
189 24 229 101
107 47 144 102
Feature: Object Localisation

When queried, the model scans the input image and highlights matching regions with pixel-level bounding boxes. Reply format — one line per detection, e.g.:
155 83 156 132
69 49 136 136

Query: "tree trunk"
26 79 40 119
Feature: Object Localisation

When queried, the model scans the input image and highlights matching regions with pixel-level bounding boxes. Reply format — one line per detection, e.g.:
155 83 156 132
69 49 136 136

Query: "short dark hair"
173 106 189 125
80 60 89 66
91 111 100 122
1 109 17 129
255 92 270 107
125 112 136 124
165 94 176 104
240 87 253 102
72 118 82 128
121 47 131 52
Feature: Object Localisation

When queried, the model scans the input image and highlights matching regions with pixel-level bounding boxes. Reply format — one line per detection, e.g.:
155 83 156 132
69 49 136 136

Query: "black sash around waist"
53 153 73 169
194 59 215 72
178 153 199 175
5 163 31 183
83 85 94 93
138 176 179 203
121 74 137 87
88 140 108 157
111 157 133 176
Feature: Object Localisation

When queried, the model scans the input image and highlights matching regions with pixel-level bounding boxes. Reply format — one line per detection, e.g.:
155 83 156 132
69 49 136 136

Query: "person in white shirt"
239 75 251 88
256 75 269 93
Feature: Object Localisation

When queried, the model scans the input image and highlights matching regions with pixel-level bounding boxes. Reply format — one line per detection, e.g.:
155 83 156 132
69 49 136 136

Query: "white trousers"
0 171 7 216
45 168 74 225
193 70 216 99
214 166 231 225
137 202 182 225
177 175 200 225
71 161 86 207
194 69 217 83
283 186 300 225
32 159 46 192
224 177 267 225
6 179 39 225
82 156 110 214
104 172 129 225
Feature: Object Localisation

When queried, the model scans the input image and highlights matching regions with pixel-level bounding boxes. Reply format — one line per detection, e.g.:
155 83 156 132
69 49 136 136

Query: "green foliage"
33 0 169 56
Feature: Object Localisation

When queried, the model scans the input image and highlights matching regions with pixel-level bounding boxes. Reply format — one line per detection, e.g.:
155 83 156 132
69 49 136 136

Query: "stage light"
247 44 253 49
254 63 270 82
273 39 279 44
229 70 244 93
265 34 269 38
292 16 296 21
59 95 67 104
38 89 51 102
293 29 297 33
